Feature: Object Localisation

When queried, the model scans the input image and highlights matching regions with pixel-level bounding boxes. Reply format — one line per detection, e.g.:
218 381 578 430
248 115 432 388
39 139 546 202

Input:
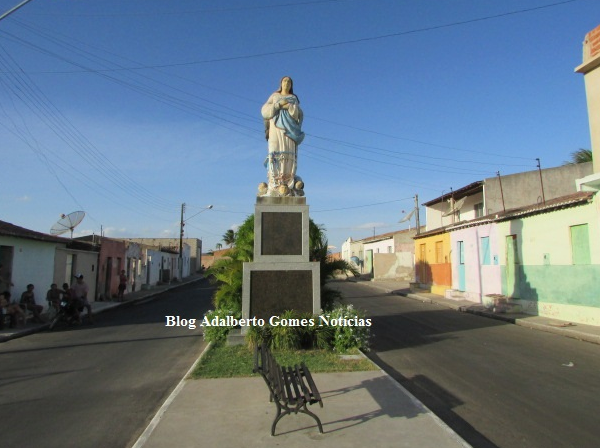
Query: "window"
474 202 484 218
570 224 591 265
480 236 490 265
387 246 393 253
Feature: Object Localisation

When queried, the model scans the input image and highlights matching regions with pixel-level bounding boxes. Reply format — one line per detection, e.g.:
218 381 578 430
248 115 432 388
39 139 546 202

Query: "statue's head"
278 76 294 95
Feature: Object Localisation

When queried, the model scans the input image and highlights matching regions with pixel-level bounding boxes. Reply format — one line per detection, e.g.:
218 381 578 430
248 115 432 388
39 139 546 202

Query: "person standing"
117 270 127 300
73 274 93 324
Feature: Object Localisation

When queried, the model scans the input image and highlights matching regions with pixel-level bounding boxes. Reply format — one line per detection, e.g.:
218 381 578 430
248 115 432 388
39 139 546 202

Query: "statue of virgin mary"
260 76 305 197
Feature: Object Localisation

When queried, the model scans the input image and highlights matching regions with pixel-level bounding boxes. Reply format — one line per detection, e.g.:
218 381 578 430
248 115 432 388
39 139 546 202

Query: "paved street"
330 280 600 448
0 279 214 448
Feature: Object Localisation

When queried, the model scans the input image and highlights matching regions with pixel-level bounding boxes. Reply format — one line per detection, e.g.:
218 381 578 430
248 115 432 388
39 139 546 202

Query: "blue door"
458 241 466 291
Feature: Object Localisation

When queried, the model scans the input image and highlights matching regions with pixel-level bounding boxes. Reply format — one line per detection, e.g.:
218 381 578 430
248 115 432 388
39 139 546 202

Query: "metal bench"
253 344 324 436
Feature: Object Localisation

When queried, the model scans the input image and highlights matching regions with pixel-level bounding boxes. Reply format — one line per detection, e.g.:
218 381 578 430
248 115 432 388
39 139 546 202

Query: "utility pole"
179 203 185 281
536 158 546 205
414 194 420 235
497 171 506 212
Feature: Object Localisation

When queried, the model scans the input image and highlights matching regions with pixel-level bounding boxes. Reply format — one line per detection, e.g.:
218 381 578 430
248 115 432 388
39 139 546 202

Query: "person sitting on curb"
1 291 26 328
20 284 45 323
73 274 93 324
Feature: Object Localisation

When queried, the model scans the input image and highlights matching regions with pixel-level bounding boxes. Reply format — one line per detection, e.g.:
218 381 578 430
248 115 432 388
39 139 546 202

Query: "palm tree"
222 229 236 247
563 148 592 165
215 243 223 250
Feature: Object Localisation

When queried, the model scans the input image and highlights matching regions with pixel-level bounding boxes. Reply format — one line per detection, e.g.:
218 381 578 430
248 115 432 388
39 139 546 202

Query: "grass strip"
190 343 377 379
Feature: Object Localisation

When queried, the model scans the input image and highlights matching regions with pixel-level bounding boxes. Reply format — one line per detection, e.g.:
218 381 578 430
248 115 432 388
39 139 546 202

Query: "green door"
505 235 518 297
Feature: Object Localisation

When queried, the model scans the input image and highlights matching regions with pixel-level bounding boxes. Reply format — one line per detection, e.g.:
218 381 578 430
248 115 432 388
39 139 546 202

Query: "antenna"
442 197 466 217
50 211 85 238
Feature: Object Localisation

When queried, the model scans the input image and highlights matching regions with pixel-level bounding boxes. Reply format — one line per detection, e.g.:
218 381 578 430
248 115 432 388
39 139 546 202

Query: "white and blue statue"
259 76 305 197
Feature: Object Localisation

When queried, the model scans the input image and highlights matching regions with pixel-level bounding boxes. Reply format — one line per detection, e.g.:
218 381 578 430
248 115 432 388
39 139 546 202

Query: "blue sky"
1 0 598 252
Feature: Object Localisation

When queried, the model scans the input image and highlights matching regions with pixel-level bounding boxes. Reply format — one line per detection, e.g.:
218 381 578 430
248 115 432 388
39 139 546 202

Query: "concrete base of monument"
241 261 321 335
226 328 245 346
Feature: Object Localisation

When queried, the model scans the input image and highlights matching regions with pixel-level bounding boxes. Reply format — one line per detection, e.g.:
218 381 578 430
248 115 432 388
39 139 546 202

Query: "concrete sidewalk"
134 367 471 448
359 278 600 345
0 274 206 342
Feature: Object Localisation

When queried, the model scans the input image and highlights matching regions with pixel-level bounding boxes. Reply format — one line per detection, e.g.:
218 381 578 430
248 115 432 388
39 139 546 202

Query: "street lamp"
179 204 213 280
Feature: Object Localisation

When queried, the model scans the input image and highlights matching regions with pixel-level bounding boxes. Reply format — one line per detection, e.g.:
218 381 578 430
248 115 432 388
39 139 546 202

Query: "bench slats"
253 344 324 435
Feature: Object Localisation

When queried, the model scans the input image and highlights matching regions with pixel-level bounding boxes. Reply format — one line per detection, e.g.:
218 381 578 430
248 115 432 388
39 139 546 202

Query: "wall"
484 164 593 214
496 195 600 325
54 247 98 302
414 232 452 295
97 238 127 300
364 238 394 256
373 252 414 280
449 223 502 302
127 238 203 273
144 248 163 287
425 191 484 231
0 236 58 310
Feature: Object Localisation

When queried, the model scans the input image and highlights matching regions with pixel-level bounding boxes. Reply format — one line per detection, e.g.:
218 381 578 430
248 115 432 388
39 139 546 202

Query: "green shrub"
245 324 271 349
202 307 239 342
325 304 371 353
270 310 302 350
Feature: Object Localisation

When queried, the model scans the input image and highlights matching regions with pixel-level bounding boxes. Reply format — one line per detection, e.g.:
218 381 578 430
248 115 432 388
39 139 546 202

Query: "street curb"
0 276 207 343
359 349 473 448
395 290 600 346
130 341 213 448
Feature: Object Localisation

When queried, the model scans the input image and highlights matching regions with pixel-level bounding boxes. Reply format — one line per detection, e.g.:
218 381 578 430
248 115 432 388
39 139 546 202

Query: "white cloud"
15 195 31 202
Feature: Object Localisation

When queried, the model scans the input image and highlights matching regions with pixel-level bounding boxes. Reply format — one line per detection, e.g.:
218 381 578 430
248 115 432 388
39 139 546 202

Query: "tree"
564 148 592 165
222 229 236 247
215 243 223 250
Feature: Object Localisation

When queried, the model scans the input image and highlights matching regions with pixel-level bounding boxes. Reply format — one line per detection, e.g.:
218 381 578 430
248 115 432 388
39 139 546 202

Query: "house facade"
127 237 203 273
0 220 98 309
495 192 600 325
414 229 452 296
342 228 422 281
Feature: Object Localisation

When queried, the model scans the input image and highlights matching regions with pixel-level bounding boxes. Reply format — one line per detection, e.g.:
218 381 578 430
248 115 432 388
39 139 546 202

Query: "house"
342 228 422 280
416 163 594 296
127 237 204 273
0 220 98 309
444 191 600 325
201 248 232 270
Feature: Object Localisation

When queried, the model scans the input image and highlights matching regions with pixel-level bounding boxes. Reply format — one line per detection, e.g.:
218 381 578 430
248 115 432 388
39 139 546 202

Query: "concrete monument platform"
242 196 321 331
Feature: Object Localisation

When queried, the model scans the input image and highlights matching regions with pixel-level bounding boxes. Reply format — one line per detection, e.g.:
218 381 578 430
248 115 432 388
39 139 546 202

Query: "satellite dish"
50 211 85 238
442 197 466 217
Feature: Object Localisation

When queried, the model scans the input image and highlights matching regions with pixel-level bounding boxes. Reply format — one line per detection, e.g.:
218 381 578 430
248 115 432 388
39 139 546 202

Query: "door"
505 235 518 297
458 241 466 291
364 250 373 276
0 246 14 292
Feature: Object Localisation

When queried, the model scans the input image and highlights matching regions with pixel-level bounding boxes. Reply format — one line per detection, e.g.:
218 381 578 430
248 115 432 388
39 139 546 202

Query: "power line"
16 0 579 71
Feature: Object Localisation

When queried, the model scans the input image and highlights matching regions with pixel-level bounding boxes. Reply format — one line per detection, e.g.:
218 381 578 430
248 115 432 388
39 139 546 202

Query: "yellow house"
414 229 452 296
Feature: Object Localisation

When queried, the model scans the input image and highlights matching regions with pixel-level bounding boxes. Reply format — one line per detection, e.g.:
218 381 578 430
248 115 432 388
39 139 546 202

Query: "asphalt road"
0 279 214 448
331 280 600 448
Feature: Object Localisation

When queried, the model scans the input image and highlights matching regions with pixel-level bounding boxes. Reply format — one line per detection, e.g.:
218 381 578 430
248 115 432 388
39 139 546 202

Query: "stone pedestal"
242 196 321 333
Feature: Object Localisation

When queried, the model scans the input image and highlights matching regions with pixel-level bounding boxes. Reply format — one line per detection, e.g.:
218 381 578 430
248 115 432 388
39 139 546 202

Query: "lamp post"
179 204 213 280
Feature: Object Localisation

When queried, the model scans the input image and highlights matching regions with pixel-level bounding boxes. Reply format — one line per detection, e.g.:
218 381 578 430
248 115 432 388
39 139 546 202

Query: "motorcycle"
48 299 83 330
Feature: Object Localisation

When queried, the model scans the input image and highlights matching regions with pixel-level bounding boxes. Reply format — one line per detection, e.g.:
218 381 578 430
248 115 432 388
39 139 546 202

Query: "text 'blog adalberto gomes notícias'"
165 314 372 330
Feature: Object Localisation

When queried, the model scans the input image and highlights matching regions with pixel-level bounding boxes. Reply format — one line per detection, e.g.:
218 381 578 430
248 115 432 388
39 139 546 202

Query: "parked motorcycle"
48 299 83 330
